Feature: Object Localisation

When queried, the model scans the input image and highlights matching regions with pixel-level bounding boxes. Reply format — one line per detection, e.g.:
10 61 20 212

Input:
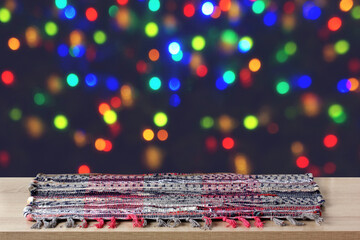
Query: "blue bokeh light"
169 94 181 107
297 75 312 89
216 78 228 90
106 77 120 91
64 5 76 19
57 44 68 57
168 78 181 91
303 2 321 20
85 74 97 87
263 12 277 26
337 79 351 93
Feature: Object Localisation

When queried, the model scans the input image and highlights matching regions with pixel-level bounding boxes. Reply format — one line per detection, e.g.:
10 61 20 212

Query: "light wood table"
0 177 359 240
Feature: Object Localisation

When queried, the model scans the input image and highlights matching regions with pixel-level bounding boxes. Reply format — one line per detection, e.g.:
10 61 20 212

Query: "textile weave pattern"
23 172 324 229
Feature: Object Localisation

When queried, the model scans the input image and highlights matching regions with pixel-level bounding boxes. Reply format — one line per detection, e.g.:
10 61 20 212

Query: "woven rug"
23 173 324 229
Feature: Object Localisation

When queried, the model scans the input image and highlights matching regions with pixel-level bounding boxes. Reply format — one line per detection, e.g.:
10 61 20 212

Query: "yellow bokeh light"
95 138 106 151
339 0 353 12
291 141 304 155
25 116 44 139
8 37 20 51
74 131 87 147
69 30 84 47
120 85 133 107
143 146 163 170
143 129 154 141
25 26 40 48
47 75 63 94
248 58 261 72
348 78 359 91
218 115 235 133
234 154 250 174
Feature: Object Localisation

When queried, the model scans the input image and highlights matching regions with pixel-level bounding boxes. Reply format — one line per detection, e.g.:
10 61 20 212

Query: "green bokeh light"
243 115 258 130
223 70 236 84
93 30 107 44
334 40 350 55
351 6 360 19
149 77 161 90
148 0 160 12
221 29 238 45
45 21 58 36
276 80 290 94
54 114 68 130
171 50 183 62
276 50 288 63
284 41 297 55
67 73 79 87
252 0 266 14
34 92 46 105
200 116 214 129
145 22 158 37
103 110 117 125
153 112 168 127
9 108 22 121
55 0 67 9
0 8 11 23
191 35 206 51
109 5 119 17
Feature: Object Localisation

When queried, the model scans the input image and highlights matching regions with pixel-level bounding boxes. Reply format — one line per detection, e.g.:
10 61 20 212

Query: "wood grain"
0 177 359 240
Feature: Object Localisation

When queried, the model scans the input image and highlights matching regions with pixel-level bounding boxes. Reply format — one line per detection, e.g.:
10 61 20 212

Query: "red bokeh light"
296 156 309 168
0 151 10 168
78 165 90 174
183 3 195 18
1 70 14 85
222 137 234 150
103 140 113 152
110 97 122 108
117 0 128 5
323 162 336 174
196 65 208 77
85 8 98 21
328 17 342 31
323 134 338 148
205 136 217 153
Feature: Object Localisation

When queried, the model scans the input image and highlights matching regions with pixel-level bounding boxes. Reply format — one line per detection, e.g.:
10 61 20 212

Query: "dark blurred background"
1 0 360 177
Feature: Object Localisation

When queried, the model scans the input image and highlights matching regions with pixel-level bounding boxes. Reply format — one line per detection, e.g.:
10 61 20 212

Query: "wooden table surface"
0 177 359 240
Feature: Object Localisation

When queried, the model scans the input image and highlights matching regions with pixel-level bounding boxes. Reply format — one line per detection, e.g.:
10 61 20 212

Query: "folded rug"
23 172 324 229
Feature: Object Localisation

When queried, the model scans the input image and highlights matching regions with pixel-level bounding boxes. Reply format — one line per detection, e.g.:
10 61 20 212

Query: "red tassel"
222 217 237 228
237 217 250 228
126 214 143 228
254 217 264 228
202 216 212 225
108 217 117 229
80 219 88 228
95 218 104 228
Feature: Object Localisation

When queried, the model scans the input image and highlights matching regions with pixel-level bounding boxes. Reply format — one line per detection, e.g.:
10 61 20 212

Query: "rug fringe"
31 220 43 229
80 218 88 228
108 217 117 228
272 217 286 226
65 217 76 228
236 216 250 228
156 218 167 227
222 217 237 228
202 216 212 230
254 217 264 228
94 218 104 228
44 218 58 228
286 216 305 226
186 218 201 228
166 218 181 228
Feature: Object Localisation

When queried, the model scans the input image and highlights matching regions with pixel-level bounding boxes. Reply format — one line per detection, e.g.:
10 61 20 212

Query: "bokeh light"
296 156 309 168
143 129 154 141
324 134 338 148
8 37 20 51
145 22 158 38
157 129 168 141
222 137 234 150
248 58 261 72
276 80 290 94
78 164 90 174
202 2 214 16
1 70 14 85
149 77 161 90
66 73 79 87
243 115 258 130
0 8 11 23
238 36 253 53
153 112 168 127
53 114 68 130
192 36 206 51
103 110 117 125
